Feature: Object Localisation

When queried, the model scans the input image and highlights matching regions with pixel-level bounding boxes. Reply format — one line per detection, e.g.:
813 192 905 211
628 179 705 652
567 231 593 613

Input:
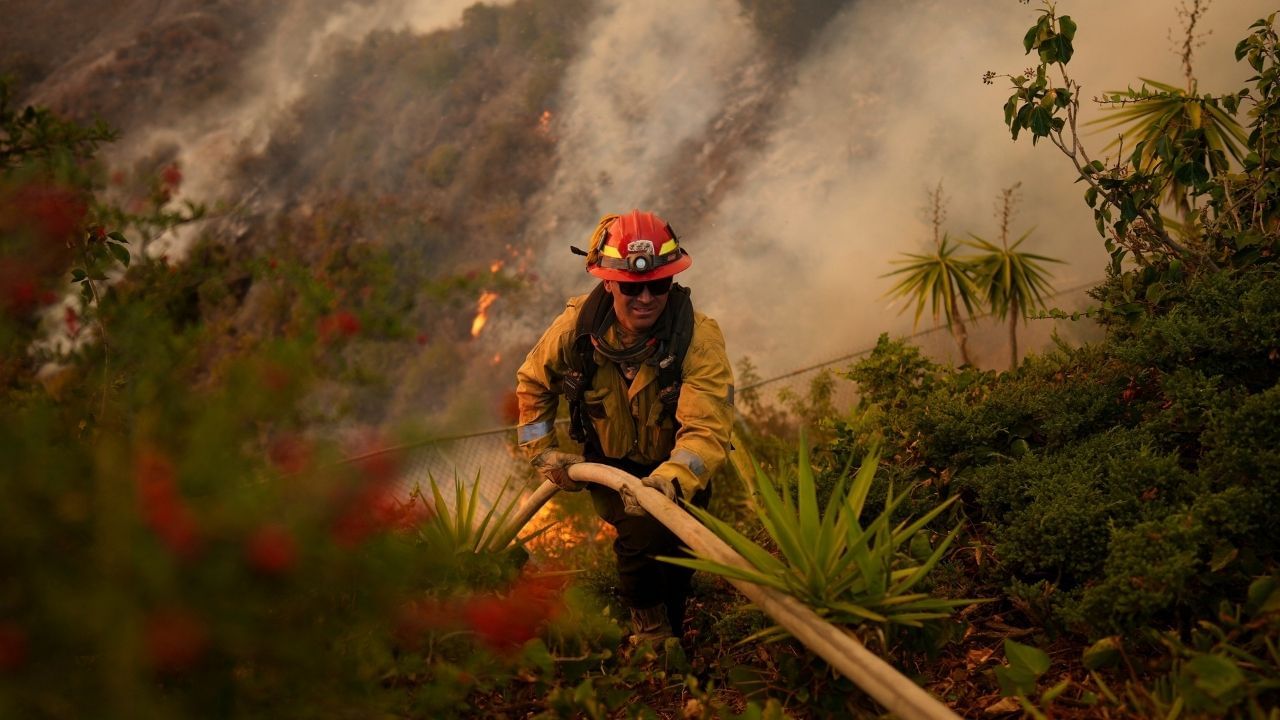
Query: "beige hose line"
496 462 962 720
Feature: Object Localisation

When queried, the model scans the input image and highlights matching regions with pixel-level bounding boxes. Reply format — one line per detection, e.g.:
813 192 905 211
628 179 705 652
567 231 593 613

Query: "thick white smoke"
538 0 1276 376
122 0 509 258
527 0 757 289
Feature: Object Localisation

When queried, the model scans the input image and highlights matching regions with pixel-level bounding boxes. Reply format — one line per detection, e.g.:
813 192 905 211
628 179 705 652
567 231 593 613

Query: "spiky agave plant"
415 472 552 555
663 441 976 642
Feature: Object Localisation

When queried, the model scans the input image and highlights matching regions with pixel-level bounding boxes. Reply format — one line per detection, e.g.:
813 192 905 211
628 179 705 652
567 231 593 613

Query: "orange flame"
522 501 614 560
537 109 553 137
490 259 504 273
470 290 499 337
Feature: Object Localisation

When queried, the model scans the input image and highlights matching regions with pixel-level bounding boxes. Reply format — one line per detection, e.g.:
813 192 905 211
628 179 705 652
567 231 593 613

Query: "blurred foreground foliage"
0 52 783 720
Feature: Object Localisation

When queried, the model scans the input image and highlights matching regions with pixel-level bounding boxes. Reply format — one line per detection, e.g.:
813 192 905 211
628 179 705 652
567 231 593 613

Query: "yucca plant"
663 441 975 643
965 184 1061 370
885 233 979 366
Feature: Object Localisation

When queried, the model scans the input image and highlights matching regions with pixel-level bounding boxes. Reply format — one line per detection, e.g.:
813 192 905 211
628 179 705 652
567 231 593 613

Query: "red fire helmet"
585 210 692 281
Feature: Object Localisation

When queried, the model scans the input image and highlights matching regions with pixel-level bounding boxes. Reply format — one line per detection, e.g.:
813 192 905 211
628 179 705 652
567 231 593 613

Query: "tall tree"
886 182 977 366
965 184 1061 370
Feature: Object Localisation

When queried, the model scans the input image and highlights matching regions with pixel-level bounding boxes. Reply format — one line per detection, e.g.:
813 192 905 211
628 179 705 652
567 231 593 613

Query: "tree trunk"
949 290 972 366
1008 295 1020 371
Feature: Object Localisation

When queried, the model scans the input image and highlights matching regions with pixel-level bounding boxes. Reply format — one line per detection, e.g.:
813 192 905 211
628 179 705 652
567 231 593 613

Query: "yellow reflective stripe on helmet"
659 239 678 255
601 245 623 258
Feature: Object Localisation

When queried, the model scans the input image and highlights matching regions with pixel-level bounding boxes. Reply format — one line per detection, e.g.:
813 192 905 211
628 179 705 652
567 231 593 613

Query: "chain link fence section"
392 428 539 517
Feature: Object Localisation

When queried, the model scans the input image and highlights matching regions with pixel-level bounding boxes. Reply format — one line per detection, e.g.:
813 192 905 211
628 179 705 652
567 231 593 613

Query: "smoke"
535 0 1275 376
117 0 507 258
527 0 757 291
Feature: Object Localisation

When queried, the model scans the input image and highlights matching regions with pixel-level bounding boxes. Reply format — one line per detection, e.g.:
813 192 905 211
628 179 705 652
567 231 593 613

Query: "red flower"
134 448 201 559
246 524 298 576
374 493 434 532
8 183 87 243
143 608 207 673
395 597 463 649
160 163 183 190
0 622 28 672
268 434 311 474
64 306 80 338
462 573 566 653
317 311 360 342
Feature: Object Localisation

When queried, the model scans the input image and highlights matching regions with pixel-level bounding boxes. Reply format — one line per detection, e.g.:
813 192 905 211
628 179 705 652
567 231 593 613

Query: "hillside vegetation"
2 1 1279 719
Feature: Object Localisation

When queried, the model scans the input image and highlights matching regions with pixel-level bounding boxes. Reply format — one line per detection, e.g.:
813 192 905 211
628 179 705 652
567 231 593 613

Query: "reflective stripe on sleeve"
671 448 707 478
518 420 555 444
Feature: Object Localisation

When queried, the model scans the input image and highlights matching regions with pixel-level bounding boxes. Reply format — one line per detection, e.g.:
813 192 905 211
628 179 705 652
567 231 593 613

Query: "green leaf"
1005 638 1051 676
1245 576 1280 617
1082 636 1121 670
70 268 87 282
107 242 130 267
107 230 127 243
1023 24 1040 53
1058 16 1077 42
1177 655 1246 713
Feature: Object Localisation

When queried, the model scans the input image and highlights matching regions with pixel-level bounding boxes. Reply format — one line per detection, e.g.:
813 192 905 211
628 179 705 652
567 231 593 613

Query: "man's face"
605 278 670 335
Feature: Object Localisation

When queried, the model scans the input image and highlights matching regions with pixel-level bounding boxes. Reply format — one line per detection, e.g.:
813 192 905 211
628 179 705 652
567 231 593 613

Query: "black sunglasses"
616 277 674 297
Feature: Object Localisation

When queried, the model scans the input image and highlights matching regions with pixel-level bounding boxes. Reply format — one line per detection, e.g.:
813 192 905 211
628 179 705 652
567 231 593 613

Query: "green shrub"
1064 514 1205 634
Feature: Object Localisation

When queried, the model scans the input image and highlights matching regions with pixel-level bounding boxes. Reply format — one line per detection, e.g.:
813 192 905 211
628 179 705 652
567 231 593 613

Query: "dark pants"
584 454 711 635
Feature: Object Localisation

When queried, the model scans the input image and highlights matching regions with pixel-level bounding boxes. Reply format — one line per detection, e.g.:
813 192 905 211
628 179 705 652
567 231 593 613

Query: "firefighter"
515 210 734 645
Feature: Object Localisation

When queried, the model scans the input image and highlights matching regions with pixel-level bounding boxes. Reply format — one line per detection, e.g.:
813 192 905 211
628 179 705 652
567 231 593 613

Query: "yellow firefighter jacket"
515 292 734 494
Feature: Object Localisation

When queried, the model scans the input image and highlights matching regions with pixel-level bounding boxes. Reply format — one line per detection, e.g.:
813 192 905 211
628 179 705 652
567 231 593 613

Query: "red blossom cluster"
0 181 85 317
317 310 360 342
160 163 183 190
331 480 433 546
63 306 80 338
134 448 202 559
4 182 88 244
267 433 312 475
396 572 567 654
244 523 298 576
329 448 434 546
143 607 207 673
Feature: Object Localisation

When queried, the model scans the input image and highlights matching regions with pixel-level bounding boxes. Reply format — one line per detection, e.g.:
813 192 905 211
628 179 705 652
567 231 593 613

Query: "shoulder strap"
565 283 612 448
656 284 694 420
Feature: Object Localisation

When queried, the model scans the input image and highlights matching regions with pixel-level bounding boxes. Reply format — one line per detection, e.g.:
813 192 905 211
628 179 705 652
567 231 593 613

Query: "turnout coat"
515 292 735 494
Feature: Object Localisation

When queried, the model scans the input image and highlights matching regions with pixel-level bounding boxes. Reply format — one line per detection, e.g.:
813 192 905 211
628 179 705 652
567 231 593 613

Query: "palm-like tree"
885 232 978 366
965 229 1060 370
1088 77 1248 218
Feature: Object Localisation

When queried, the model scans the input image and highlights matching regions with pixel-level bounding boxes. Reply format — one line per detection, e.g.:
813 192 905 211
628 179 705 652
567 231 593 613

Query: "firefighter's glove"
621 475 680 517
533 450 585 492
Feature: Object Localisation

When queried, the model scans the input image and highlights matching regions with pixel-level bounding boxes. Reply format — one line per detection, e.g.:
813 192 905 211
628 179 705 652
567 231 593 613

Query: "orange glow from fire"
537 109 553 137
522 501 614 560
490 259 504 273
470 290 499 337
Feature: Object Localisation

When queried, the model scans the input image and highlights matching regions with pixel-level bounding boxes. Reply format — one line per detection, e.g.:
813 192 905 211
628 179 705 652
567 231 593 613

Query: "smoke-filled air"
6 0 1280 716
9 0 1272 404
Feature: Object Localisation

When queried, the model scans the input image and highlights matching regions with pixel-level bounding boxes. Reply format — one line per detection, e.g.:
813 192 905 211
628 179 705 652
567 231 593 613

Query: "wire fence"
380 279 1103 512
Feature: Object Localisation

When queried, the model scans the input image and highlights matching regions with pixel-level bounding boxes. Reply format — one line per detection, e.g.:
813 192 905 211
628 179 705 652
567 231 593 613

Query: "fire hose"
487 462 962 720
